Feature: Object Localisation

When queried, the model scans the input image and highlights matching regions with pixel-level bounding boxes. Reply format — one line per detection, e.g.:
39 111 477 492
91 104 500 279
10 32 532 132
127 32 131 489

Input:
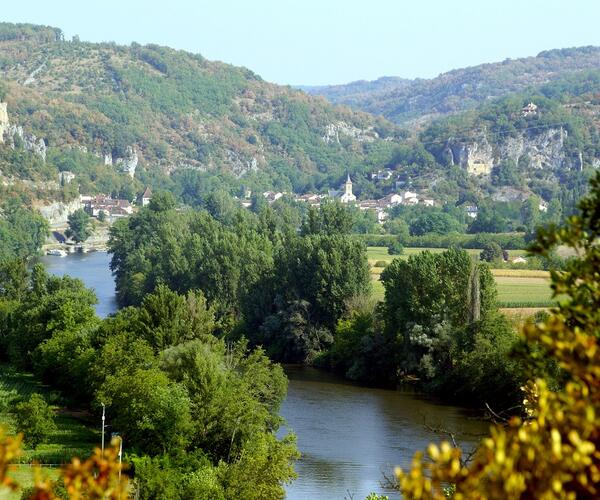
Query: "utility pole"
101 403 106 456
118 436 123 482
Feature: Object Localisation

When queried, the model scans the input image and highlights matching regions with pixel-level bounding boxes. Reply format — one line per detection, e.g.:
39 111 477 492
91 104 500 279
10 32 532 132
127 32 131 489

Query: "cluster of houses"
80 187 152 221
257 175 437 223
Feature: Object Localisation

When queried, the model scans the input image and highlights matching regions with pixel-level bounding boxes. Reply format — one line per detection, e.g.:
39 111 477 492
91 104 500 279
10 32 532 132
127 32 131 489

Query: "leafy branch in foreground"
395 172 600 499
0 430 127 499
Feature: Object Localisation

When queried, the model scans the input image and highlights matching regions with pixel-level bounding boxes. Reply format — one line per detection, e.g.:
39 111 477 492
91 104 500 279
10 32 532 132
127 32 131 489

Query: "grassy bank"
0 365 99 497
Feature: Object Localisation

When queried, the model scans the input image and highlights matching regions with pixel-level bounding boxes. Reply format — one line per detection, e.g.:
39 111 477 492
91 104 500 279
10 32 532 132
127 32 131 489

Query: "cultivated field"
368 247 555 308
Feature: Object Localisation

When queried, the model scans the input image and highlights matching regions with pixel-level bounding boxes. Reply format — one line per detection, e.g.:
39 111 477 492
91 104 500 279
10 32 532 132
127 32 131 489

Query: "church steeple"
345 173 352 196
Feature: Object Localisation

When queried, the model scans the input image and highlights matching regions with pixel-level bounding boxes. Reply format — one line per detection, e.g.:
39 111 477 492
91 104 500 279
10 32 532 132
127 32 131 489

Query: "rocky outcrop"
446 134 494 171
500 128 566 170
226 150 260 177
114 146 138 177
36 199 83 227
0 103 47 160
445 127 569 176
322 121 379 144
0 102 8 143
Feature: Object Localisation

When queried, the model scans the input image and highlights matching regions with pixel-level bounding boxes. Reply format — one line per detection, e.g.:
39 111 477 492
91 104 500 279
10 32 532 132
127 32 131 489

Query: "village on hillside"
256 172 437 223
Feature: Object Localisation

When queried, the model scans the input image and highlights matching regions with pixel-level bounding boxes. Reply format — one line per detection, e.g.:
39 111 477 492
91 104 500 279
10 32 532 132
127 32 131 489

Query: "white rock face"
226 150 260 177
322 121 379 144
37 199 83 227
0 103 8 143
115 146 138 178
104 153 113 166
0 104 47 160
445 127 569 174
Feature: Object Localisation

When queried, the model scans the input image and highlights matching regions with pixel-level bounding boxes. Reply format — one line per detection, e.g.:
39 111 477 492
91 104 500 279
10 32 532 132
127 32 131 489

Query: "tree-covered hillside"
1 23 599 211
304 47 600 123
0 23 401 197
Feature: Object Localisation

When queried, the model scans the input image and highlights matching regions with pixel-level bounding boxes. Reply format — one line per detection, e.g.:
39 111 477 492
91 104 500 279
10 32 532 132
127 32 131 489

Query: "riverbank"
42 224 111 254
41 253 489 500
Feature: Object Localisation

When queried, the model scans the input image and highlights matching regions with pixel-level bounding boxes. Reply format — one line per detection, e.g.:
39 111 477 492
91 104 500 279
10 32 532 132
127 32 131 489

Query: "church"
328 174 356 203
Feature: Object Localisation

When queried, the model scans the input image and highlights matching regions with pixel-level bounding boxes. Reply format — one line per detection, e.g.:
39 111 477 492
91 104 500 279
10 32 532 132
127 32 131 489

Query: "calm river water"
43 252 488 499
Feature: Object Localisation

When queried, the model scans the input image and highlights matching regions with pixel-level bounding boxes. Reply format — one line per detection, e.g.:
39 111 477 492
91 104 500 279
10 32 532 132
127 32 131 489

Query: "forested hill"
303 47 600 123
0 23 402 195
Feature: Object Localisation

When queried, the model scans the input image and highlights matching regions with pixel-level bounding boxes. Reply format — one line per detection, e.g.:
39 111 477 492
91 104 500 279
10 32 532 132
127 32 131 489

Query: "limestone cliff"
444 127 572 176
0 102 9 143
36 199 83 227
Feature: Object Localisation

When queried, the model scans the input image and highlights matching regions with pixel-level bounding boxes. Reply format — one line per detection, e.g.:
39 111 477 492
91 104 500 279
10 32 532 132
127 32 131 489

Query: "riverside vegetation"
0 260 298 499
395 170 600 499
107 193 527 409
1 174 599 498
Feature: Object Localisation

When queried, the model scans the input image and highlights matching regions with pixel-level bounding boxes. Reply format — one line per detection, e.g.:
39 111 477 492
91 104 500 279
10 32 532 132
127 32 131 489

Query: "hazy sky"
3 0 600 85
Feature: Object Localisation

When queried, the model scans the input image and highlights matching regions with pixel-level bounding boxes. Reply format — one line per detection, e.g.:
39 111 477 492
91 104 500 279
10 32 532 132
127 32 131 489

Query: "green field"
368 247 554 307
495 276 555 307
0 365 99 498
367 246 527 265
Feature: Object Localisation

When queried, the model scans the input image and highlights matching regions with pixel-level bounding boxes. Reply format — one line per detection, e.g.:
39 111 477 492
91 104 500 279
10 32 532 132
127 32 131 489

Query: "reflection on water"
41 252 117 318
281 366 488 500
42 254 488 500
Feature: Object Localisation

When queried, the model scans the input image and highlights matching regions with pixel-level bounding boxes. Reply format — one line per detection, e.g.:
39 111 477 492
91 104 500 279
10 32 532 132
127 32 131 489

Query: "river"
43 252 488 499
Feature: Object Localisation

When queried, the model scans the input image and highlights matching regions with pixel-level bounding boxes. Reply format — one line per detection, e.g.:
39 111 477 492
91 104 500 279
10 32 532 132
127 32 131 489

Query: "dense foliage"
0 263 298 498
320 248 523 407
65 208 91 243
108 197 371 363
0 22 400 198
0 199 48 262
396 171 600 499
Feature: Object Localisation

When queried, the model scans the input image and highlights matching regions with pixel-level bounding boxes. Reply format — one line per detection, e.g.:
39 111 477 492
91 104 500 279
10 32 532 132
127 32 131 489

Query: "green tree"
301 201 355 236
13 393 57 448
0 203 48 261
480 241 503 262
65 209 92 243
520 196 541 233
544 198 563 225
409 211 463 236
491 159 522 186
275 234 371 331
97 368 193 456
468 205 507 233
384 218 410 242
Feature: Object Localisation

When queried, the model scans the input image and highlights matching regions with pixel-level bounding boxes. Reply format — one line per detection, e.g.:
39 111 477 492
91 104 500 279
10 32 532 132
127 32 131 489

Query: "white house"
465 205 479 219
522 102 538 117
512 256 528 264
400 191 418 204
87 195 134 219
263 191 284 203
138 186 153 207
371 169 393 181
378 193 403 208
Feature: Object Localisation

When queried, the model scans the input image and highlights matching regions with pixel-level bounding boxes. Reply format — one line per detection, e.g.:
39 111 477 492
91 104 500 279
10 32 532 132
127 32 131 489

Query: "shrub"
480 241 503 262
374 260 388 268
387 240 404 255
13 393 57 448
